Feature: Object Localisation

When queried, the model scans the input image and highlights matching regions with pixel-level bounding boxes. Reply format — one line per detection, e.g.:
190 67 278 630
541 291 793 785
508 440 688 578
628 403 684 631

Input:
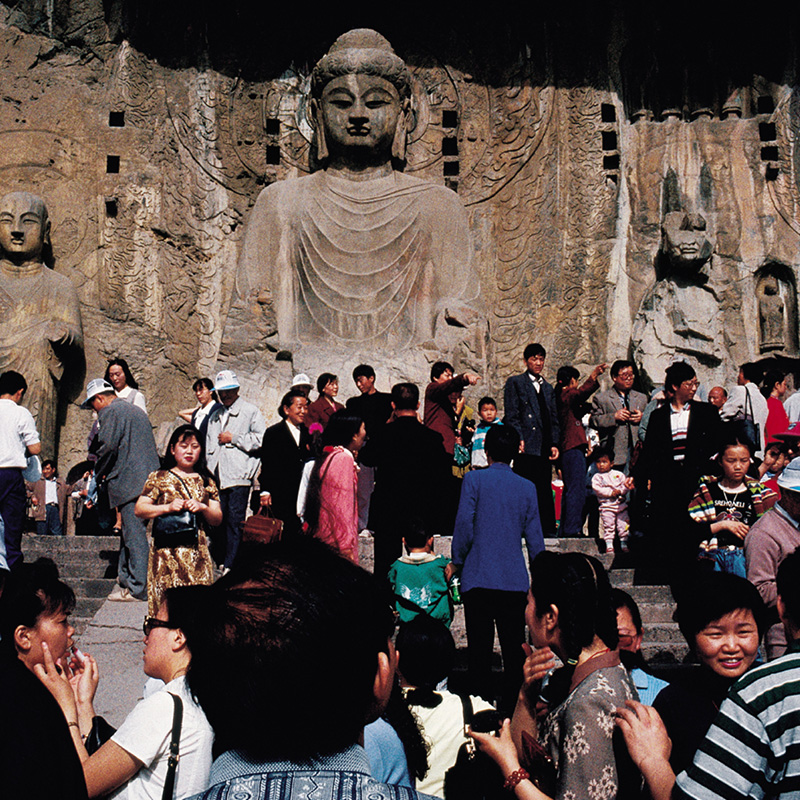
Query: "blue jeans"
560 448 587 536
712 548 746 578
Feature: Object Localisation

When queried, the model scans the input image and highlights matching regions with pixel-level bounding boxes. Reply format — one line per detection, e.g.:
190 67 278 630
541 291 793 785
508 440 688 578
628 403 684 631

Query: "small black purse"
152 471 199 549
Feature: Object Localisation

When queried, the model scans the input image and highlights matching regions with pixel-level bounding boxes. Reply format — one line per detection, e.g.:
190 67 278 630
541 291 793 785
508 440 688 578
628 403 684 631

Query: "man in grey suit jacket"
590 360 648 471
503 343 560 536
83 378 159 601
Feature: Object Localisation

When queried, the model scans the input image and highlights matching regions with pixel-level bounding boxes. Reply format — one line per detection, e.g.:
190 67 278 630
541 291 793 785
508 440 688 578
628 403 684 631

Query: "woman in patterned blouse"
470 551 638 800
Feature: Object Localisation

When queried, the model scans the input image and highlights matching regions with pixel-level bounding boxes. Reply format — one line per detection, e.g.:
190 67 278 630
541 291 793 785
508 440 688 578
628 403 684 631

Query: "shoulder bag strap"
744 385 754 422
168 470 196 502
457 693 475 754
162 692 184 800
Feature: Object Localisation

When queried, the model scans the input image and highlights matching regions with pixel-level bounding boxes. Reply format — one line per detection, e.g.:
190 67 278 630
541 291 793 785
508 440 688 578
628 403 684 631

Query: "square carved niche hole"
442 109 458 128
105 199 118 218
603 154 620 170
761 145 779 162
601 103 616 123
442 137 458 156
759 122 777 142
265 118 280 135
443 160 459 176
106 155 120 174
266 145 281 165
108 111 125 127
601 131 617 151
757 95 775 115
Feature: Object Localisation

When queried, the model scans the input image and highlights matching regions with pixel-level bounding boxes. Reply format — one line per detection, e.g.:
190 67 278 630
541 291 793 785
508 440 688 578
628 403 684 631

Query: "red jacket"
424 375 469 456
558 377 599 452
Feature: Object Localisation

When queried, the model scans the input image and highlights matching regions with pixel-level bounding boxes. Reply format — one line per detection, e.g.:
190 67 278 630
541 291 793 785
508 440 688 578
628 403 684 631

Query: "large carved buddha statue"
0 191 83 455
234 28 479 351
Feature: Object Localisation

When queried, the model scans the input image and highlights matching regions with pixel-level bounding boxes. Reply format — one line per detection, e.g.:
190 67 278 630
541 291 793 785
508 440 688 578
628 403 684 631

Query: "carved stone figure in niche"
632 205 725 386
0 192 83 456
756 270 798 354
234 28 479 350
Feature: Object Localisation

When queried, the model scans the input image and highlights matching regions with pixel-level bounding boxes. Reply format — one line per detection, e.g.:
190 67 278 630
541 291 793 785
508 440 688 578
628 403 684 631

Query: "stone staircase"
21 533 120 634
21 532 687 664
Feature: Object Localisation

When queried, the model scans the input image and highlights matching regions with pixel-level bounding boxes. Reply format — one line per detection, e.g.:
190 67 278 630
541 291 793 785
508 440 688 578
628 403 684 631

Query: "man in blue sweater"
452 423 545 715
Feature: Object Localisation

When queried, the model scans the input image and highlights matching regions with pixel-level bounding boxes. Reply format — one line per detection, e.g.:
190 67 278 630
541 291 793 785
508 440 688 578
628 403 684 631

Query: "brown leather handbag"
242 507 283 544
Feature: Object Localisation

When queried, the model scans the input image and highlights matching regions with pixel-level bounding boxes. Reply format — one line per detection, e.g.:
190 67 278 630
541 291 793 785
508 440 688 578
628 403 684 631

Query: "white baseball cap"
214 370 240 391
81 378 114 409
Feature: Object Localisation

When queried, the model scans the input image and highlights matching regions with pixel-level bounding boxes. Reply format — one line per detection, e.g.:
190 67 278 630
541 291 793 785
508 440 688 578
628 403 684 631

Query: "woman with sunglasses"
35 586 214 799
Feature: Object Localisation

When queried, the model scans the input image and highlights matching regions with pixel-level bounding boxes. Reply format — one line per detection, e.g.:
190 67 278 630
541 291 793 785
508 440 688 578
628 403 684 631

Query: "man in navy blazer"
503 343 560 536
452 424 544 714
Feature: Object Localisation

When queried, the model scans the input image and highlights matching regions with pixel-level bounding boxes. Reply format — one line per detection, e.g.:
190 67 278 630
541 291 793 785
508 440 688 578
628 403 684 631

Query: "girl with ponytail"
470 551 637 800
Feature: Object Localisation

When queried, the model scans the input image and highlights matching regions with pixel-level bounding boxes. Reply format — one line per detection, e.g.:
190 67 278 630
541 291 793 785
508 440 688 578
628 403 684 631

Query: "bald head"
708 386 727 409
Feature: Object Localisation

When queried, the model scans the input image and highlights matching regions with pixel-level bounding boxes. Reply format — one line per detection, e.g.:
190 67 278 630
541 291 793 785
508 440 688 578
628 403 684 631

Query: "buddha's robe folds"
238 170 478 349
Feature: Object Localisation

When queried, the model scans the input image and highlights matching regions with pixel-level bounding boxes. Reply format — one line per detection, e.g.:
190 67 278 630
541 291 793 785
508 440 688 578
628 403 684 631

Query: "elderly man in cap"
205 370 266 569
82 377 159 601
746 455 800 659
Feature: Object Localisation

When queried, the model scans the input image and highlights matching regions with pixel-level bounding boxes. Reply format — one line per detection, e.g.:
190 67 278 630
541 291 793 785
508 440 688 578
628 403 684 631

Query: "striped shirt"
674 640 800 799
670 403 691 462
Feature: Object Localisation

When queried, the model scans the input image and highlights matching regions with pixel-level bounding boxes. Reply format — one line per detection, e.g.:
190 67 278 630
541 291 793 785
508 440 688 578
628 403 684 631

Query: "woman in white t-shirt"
35 586 213 799
105 358 148 414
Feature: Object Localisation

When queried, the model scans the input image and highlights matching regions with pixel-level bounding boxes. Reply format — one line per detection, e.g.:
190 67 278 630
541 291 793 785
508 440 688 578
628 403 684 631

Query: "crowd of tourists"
3 344 800 799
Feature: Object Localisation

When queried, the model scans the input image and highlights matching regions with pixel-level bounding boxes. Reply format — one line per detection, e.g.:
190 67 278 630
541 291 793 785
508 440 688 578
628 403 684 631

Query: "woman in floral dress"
135 424 222 614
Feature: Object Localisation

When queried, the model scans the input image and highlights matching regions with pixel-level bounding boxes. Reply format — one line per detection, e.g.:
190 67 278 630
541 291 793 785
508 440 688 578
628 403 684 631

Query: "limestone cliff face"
1 5 798 463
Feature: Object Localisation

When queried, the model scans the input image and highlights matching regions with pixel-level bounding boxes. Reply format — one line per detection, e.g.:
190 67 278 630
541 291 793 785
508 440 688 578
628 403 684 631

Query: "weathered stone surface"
0 9 797 465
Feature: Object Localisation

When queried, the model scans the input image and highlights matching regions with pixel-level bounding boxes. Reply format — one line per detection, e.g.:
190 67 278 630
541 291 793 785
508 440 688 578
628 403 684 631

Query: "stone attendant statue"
234 28 479 350
0 192 83 455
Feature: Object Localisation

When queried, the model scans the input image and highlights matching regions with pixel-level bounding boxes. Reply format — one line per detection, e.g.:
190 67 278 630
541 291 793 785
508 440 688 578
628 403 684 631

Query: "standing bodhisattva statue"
235 28 479 350
0 191 83 455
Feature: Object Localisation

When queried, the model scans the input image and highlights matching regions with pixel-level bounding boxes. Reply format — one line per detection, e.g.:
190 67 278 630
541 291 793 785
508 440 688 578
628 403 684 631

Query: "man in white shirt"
720 362 769 459
0 370 41 569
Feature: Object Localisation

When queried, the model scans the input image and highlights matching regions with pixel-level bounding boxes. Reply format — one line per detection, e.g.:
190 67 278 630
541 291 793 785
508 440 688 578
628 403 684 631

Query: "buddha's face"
318 74 404 158
662 211 713 271
0 193 47 263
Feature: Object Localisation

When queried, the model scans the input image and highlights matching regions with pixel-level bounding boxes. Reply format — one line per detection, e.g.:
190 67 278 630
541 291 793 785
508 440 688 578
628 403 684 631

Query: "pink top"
591 470 628 510
314 446 359 563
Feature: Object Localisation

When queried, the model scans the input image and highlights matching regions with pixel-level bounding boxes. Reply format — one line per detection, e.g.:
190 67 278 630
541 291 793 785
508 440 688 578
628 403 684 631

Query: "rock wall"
1 5 799 467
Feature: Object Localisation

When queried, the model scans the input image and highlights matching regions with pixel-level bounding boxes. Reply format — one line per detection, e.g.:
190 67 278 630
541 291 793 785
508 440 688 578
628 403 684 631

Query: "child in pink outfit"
591 448 633 554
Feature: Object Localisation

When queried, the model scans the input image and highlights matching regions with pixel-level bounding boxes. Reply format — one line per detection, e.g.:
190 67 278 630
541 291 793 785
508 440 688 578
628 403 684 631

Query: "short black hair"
477 396 497 412
316 372 337 395
187 539 395 761
523 343 546 361
674 572 768 646
397 615 456 689
162 424 209 475
391 382 419 410
611 588 642 634
664 361 696 392
278 389 308 420
592 447 614 464
192 377 214 393
353 364 375 381
41 459 56 472
762 369 786 398
556 366 579 389
484 424 519 464
0 371 27 396
430 362 454 382
740 362 763 385
403 518 430 550
610 360 635 378
777 548 800 628
0 558 75 654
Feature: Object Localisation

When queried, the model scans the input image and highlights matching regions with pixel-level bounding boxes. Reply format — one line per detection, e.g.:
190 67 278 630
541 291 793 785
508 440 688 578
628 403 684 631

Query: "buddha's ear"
391 97 411 162
309 98 329 162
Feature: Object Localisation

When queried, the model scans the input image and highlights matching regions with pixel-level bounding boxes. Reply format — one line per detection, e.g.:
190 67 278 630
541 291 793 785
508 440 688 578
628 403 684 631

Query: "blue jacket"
452 462 545 592
503 372 560 457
